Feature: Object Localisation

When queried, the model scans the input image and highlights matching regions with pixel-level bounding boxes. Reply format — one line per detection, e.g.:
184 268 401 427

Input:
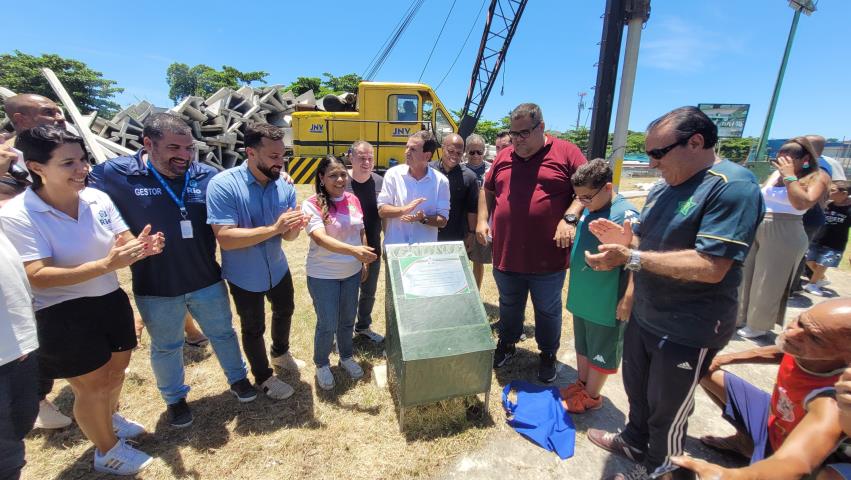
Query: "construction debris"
2 69 318 169
90 82 316 169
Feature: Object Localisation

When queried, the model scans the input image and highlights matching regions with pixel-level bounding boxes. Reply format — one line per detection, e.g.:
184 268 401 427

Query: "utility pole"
753 0 816 163
575 92 587 131
587 0 626 160
610 0 650 190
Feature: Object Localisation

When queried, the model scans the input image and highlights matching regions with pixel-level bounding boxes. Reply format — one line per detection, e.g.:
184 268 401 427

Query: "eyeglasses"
645 137 689 160
577 184 605 202
508 121 541 140
468 150 483 156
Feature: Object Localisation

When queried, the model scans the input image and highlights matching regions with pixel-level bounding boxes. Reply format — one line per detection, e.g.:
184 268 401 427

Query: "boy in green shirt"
564 159 639 413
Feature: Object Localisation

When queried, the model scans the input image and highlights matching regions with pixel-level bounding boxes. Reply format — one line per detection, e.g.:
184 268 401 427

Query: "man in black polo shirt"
430 133 478 250
345 140 384 343
584 106 764 480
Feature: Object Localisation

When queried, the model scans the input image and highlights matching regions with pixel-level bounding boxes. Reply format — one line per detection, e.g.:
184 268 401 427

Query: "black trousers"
620 321 718 476
227 272 295 385
0 353 39 480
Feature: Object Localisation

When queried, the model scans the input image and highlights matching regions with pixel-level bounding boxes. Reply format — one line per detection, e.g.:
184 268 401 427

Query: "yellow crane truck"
286 81 457 183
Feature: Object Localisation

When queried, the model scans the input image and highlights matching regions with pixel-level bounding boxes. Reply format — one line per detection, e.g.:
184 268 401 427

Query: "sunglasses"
645 137 689 160
508 121 541 140
468 150 483 156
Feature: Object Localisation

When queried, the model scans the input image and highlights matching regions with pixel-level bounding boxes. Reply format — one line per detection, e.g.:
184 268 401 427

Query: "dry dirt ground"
22 178 848 480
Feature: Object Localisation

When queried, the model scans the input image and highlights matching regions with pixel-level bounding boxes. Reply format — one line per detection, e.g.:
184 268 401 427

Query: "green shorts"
573 315 626 373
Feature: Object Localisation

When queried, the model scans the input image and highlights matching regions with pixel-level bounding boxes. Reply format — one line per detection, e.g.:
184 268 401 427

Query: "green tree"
718 137 757 161
282 76 324 97
322 73 362 94
559 127 590 152
0 50 123 117
166 63 268 104
448 110 510 144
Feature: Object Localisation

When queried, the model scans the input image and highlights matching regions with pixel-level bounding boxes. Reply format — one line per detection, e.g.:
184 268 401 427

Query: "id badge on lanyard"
180 209 193 239
147 160 193 239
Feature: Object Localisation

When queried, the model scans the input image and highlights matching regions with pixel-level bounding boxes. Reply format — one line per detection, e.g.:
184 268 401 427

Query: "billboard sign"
698 103 750 138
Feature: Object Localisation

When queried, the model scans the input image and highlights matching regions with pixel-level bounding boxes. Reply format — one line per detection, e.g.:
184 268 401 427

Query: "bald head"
441 133 464 170
805 135 826 157
5 94 65 131
778 298 851 362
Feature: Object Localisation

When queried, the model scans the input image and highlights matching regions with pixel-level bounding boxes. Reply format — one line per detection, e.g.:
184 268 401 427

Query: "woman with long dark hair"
0 125 164 475
301 155 377 390
737 136 829 338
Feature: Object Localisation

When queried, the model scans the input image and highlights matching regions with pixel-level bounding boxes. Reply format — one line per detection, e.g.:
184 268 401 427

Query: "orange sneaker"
559 379 586 400
565 389 603 414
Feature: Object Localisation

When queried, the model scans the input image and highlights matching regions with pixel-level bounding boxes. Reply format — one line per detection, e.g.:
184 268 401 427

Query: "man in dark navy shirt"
584 106 764 480
89 113 253 428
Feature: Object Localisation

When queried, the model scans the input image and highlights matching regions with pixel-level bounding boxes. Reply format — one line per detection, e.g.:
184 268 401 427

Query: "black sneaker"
538 352 558 383
167 398 193 428
493 340 516 368
229 378 258 403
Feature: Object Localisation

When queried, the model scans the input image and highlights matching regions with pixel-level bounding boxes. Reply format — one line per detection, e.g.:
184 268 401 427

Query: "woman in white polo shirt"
0 126 164 476
302 155 378 390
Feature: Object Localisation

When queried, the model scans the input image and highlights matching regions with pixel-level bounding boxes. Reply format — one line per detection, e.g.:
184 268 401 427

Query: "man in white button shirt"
0 225 40 480
378 130 450 245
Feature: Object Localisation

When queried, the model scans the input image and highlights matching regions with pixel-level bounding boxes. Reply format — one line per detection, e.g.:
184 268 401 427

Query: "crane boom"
458 0 528 139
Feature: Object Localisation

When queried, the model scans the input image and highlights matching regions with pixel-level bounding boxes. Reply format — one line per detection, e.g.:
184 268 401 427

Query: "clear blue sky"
5 0 848 140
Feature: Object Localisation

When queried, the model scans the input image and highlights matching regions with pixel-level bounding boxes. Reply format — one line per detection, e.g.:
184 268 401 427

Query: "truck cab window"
389 94 418 122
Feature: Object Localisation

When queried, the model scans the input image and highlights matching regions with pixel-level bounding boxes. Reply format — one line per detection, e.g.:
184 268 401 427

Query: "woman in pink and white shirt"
302 155 378 391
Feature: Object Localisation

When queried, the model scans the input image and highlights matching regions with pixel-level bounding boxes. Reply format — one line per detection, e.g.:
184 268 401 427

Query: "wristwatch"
420 216 429 225
625 250 642 272
563 213 579 225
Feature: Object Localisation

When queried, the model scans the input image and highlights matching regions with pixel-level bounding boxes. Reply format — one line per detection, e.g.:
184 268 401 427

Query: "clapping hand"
589 219 633 246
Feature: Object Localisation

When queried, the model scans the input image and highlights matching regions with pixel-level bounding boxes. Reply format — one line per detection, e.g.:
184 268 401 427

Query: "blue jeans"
307 273 361 367
135 281 248 405
0 353 38 480
492 268 565 354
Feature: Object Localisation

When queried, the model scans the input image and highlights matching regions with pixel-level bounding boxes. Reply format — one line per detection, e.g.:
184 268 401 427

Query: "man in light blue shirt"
207 123 308 400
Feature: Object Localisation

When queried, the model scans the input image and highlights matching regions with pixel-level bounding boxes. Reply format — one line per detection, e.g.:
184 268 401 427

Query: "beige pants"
737 213 808 332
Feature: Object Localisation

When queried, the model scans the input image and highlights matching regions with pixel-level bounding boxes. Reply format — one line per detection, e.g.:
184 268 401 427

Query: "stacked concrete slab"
90 86 316 169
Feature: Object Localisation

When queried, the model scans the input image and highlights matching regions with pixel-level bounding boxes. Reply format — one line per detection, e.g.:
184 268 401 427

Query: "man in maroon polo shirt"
476 103 586 382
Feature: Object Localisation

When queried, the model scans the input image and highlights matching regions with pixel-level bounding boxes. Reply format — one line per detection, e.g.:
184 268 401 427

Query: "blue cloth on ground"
502 380 576 459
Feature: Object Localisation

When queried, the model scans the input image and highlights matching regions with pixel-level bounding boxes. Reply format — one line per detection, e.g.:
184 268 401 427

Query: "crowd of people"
1 93 850 480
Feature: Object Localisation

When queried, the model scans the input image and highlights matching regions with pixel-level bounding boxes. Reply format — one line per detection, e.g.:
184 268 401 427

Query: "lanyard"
147 160 190 219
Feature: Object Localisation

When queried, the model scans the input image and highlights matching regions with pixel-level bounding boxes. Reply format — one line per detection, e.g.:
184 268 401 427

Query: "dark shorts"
573 315 626 373
722 371 773 464
35 289 136 379
468 239 493 264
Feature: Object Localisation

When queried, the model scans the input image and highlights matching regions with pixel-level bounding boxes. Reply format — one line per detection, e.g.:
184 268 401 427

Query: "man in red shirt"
670 298 851 479
476 103 586 383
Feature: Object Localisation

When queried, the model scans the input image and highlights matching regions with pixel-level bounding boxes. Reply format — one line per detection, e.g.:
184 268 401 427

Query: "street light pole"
753 1 816 162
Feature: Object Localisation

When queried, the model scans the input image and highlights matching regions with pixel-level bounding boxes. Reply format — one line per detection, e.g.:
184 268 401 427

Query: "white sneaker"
112 413 146 439
737 326 768 339
815 279 831 288
260 376 294 400
355 328 384 343
271 351 306 371
804 283 825 296
94 439 153 475
339 357 364 380
316 365 335 391
34 400 72 429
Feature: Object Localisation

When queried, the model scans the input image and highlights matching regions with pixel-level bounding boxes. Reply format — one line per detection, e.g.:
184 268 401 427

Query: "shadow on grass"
47 375 319 479
314 360 382 416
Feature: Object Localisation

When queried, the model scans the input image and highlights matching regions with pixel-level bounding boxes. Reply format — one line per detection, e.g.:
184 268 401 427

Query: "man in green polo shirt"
564 159 638 413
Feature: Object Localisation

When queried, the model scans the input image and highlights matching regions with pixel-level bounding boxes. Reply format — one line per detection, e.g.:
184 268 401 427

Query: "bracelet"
783 175 799 183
